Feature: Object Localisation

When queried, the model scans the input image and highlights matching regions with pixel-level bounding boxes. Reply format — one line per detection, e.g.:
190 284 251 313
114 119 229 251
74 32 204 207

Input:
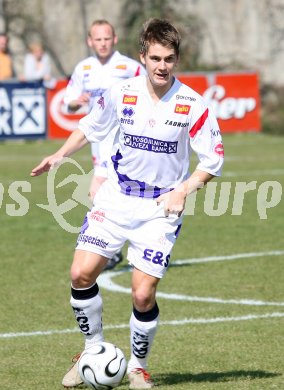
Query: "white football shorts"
75 180 183 278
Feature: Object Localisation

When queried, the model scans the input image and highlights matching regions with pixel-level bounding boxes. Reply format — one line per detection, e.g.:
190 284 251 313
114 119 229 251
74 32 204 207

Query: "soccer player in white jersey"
64 19 146 271
31 18 224 389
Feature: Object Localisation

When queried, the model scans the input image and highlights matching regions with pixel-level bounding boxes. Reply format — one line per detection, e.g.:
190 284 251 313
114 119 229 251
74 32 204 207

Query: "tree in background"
118 0 205 71
0 0 67 77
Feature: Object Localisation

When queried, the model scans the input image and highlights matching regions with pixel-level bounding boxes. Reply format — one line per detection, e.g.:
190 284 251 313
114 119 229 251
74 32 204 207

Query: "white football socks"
127 303 159 373
70 283 104 350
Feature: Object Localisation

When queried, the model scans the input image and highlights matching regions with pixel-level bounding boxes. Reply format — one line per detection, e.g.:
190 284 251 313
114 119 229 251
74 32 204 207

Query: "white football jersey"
64 50 146 110
79 75 224 198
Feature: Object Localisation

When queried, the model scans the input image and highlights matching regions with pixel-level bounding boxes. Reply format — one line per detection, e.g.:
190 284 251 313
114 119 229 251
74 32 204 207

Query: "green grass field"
1 133 284 390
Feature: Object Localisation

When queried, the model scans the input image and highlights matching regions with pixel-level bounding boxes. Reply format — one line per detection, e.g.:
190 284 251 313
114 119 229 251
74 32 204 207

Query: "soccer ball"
78 342 127 389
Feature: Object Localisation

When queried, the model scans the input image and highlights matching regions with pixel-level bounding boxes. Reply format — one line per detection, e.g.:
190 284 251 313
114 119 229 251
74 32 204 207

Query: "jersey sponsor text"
123 94 138 105
165 120 189 128
174 104 191 114
124 133 177 154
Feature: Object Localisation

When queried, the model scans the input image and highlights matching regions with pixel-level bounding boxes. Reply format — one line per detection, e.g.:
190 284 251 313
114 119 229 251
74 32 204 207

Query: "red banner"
47 80 85 139
47 72 261 138
177 72 261 133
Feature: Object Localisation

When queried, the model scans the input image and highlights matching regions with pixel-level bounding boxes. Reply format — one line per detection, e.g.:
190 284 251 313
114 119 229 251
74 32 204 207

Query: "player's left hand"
156 189 187 217
30 154 63 176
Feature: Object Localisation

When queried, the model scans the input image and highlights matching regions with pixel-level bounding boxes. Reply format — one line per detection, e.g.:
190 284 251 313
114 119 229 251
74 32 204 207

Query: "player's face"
88 24 118 64
140 43 178 94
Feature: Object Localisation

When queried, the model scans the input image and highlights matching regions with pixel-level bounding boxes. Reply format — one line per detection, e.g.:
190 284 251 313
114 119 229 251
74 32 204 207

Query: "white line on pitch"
172 250 284 265
97 250 284 306
1 312 284 339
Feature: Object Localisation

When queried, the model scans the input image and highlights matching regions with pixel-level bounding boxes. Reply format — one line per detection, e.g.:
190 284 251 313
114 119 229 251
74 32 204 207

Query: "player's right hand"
30 155 63 176
78 92 92 105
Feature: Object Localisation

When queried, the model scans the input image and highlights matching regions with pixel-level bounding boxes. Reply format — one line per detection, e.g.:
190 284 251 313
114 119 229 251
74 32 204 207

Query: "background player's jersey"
64 51 146 175
64 50 146 112
79 75 224 198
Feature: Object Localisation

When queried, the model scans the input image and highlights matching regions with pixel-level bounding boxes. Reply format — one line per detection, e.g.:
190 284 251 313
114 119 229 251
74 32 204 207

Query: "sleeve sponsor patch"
214 143 224 156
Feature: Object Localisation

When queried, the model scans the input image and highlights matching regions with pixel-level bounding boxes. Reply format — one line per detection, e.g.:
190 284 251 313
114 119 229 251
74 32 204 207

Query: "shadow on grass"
65 370 281 390
154 370 281 386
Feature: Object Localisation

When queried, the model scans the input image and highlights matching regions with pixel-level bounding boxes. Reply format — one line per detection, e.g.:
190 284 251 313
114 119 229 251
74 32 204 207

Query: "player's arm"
177 169 213 197
158 102 223 217
157 169 213 216
30 129 88 177
64 65 91 112
67 92 92 112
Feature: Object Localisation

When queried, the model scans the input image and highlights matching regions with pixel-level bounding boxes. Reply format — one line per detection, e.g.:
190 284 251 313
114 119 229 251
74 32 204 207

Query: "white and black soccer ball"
78 342 127 389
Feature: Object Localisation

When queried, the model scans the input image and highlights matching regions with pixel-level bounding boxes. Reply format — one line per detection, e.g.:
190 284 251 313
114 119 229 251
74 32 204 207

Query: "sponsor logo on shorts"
77 234 109 248
89 209 105 223
142 249 170 267
123 94 138 105
174 104 191 114
124 133 177 154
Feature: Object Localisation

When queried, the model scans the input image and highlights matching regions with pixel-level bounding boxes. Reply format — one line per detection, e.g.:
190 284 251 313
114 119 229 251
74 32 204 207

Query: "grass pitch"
0 133 284 389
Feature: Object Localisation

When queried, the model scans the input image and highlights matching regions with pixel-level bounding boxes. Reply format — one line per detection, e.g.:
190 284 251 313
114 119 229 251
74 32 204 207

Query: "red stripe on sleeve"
189 108 209 138
134 66 141 77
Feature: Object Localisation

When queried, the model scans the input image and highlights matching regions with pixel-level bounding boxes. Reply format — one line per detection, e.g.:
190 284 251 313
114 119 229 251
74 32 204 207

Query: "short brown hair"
139 18 181 57
88 20 116 37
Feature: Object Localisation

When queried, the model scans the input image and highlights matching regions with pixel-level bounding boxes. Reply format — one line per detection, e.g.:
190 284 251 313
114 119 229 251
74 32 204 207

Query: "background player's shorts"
76 180 183 279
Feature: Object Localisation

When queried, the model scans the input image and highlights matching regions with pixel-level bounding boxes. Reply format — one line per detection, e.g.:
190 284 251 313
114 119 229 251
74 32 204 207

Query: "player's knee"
70 264 93 289
132 289 154 312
